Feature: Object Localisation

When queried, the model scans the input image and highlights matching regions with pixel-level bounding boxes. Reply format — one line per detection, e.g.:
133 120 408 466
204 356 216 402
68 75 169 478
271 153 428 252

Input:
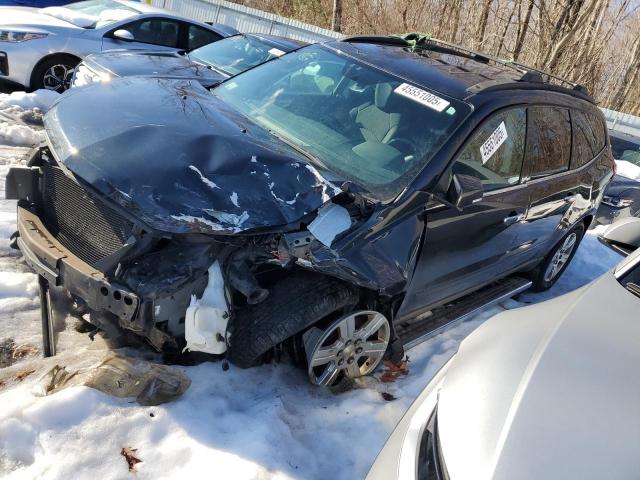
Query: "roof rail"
341 33 590 98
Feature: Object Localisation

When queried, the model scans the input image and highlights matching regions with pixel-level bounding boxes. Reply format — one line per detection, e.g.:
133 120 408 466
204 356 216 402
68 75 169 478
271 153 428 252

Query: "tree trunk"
475 0 493 46
612 35 640 111
331 0 343 32
513 0 534 60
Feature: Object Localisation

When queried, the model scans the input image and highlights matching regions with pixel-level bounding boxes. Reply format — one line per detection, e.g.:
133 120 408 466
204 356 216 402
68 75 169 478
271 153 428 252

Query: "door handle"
503 213 524 226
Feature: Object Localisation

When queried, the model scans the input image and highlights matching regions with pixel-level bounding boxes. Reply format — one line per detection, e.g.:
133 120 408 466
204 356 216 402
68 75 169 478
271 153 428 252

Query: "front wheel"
304 310 390 387
530 223 585 291
31 56 79 93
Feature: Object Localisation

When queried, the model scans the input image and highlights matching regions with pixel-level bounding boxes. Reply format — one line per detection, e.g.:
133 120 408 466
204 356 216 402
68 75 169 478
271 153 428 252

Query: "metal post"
38 275 56 357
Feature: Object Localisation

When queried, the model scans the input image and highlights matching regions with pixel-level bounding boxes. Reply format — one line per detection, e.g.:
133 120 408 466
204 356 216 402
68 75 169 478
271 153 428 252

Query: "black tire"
227 272 359 369
31 55 80 93
530 223 585 292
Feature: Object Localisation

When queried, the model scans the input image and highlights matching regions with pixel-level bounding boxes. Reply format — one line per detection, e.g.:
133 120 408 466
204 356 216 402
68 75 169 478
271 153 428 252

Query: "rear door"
521 106 584 257
400 107 530 316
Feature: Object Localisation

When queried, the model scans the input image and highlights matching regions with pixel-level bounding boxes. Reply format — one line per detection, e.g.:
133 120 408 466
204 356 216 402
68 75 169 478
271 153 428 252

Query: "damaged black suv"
7 35 613 387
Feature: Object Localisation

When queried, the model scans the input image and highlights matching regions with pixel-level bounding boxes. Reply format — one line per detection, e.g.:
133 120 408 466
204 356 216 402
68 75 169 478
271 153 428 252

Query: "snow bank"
0 123 43 148
0 90 59 147
615 159 640 180
0 90 60 112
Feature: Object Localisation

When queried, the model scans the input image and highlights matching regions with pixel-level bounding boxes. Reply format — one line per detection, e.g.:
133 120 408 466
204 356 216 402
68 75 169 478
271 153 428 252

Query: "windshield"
190 35 289 76
611 134 640 165
42 0 139 29
214 44 471 200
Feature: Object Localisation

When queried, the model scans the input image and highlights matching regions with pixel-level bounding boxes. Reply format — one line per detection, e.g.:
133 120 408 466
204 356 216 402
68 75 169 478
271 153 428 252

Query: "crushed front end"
6 145 391 360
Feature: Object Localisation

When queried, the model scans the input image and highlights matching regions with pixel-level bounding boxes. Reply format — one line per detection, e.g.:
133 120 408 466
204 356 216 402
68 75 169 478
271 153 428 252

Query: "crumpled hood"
437 273 640 480
85 51 226 86
44 77 342 234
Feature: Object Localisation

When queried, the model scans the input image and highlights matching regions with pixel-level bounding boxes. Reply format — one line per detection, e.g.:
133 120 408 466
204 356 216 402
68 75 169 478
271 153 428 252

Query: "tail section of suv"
6 35 614 386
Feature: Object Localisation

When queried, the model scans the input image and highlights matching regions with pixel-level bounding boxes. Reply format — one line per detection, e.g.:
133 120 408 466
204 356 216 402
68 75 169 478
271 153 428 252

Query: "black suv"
6 35 614 387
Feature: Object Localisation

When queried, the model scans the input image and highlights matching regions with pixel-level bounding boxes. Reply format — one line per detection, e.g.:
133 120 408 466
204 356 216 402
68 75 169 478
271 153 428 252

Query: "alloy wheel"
543 232 577 282
304 310 390 386
43 64 75 92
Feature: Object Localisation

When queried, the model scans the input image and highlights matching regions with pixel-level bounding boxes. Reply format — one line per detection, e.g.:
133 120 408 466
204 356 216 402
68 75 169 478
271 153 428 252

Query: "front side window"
449 108 526 191
125 19 179 48
526 106 571 178
214 45 471 200
190 35 287 76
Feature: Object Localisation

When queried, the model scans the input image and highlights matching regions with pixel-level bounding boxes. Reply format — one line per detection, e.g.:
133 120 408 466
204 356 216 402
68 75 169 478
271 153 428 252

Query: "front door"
399 107 530 318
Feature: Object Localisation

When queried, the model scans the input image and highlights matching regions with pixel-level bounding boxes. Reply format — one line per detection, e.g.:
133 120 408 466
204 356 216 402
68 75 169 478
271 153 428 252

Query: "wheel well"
29 53 81 89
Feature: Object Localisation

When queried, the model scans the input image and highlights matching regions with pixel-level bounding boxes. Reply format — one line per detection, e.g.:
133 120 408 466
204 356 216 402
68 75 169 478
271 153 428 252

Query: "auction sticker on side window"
394 83 450 112
480 121 508 164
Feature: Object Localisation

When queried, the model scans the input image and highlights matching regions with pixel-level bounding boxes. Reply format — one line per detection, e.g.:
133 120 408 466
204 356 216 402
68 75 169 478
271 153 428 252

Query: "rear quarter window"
572 110 606 160
571 110 594 168
525 106 571 178
187 25 222 50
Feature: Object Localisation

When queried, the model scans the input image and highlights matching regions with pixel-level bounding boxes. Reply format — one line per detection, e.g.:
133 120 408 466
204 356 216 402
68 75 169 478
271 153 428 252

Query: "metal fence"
601 107 640 139
150 0 342 43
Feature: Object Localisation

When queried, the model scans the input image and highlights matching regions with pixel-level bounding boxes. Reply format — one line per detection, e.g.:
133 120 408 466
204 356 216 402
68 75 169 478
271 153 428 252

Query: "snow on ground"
0 90 59 148
616 159 640 180
0 93 624 480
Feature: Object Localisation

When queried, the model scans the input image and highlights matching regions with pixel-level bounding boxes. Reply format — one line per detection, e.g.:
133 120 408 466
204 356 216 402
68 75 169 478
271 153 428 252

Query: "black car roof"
330 35 593 104
244 33 309 51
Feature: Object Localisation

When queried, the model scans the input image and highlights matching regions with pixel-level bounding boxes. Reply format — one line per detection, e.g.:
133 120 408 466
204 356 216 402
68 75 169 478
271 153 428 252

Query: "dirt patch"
0 338 39 368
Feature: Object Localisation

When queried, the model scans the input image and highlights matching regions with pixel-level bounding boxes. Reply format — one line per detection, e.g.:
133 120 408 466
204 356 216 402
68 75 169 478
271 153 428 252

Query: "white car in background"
0 0 237 92
367 219 640 480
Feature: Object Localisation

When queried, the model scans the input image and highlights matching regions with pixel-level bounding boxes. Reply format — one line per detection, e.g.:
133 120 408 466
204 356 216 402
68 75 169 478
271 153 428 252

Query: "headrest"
375 83 393 109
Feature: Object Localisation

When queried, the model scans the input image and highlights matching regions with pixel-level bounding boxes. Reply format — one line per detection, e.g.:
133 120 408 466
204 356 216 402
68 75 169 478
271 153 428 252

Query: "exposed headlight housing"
602 195 634 208
0 31 48 42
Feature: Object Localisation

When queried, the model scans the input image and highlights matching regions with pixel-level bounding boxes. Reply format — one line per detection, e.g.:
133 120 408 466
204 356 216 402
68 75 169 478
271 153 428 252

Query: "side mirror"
451 173 483 210
599 217 640 256
112 29 135 41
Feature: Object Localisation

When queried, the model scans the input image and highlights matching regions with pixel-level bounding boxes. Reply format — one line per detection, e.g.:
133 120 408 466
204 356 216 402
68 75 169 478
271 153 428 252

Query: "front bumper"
15 205 139 322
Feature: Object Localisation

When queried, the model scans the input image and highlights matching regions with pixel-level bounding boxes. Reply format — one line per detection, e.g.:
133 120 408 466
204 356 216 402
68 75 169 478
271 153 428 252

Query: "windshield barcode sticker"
394 83 450 112
268 48 285 57
480 121 508 164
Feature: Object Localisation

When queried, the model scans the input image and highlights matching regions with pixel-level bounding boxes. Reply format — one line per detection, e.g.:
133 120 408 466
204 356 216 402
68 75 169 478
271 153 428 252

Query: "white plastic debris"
184 261 229 354
308 202 352 247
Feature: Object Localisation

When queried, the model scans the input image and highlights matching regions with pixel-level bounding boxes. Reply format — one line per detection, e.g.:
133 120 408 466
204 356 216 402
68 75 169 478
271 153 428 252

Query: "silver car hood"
438 272 640 480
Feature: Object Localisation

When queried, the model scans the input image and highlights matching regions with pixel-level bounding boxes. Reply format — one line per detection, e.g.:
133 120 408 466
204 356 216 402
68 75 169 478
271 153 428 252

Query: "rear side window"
187 25 221 50
450 107 526 191
571 111 594 168
526 106 571 178
126 19 179 47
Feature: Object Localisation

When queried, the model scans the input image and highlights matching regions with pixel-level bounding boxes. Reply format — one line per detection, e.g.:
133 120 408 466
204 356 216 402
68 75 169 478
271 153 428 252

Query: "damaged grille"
41 162 134 267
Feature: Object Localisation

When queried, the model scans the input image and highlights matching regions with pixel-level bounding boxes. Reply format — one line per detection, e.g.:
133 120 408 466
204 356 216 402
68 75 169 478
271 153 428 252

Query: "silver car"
368 222 640 480
0 0 237 92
